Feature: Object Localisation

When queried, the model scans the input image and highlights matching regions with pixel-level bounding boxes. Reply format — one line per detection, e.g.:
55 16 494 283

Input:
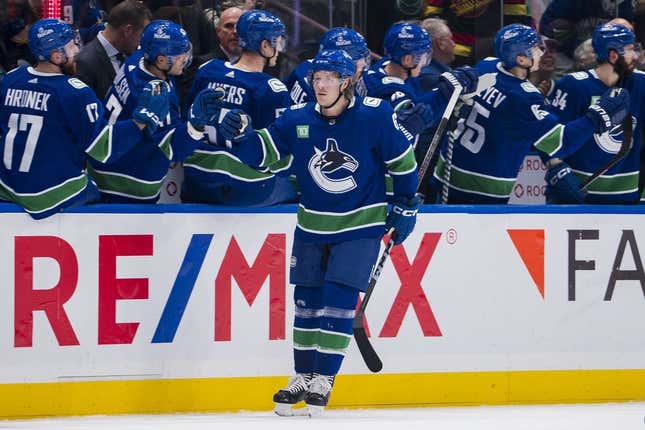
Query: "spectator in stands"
417 17 455 91
539 0 635 78
214 6 243 62
1 0 39 72
573 38 596 70
422 0 533 66
75 0 151 100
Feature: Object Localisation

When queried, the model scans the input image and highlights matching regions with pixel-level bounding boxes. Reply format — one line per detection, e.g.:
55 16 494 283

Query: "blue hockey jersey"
432 61 599 203
360 59 418 111
182 59 295 206
0 66 145 218
284 59 314 105
89 53 202 203
229 96 418 243
548 69 645 203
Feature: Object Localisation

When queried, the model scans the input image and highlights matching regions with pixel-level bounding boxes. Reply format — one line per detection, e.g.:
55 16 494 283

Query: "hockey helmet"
494 24 542 68
592 23 635 62
311 49 356 80
141 20 192 67
383 22 431 65
237 9 286 53
28 19 76 61
320 27 370 66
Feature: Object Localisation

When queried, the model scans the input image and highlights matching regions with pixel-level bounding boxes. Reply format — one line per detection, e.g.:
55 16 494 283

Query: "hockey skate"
304 374 334 417
273 373 310 416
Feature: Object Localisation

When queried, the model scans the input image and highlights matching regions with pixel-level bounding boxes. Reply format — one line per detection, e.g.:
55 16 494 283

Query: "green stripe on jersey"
386 145 417 175
268 154 293 174
385 174 393 195
86 125 112 163
157 129 176 160
573 170 639 194
184 150 274 182
257 128 280 168
297 203 387 234
293 328 351 352
533 124 564 156
88 165 164 199
434 155 515 198
0 174 88 214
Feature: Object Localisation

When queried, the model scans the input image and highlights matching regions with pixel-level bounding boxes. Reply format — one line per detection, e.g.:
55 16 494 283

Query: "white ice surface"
1 403 644 430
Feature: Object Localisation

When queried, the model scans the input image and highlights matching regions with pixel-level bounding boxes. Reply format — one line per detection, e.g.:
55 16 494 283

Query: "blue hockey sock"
293 285 322 375
314 281 359 376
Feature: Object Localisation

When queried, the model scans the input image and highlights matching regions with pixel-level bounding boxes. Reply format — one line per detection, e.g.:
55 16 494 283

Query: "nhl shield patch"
296 125 309 138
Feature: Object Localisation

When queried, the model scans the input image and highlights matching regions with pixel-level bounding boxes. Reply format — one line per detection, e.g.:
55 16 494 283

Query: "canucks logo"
594 115 637 154
308 138 359 194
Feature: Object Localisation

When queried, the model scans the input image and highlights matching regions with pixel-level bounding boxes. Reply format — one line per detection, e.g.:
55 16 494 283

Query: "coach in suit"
75 0 151 100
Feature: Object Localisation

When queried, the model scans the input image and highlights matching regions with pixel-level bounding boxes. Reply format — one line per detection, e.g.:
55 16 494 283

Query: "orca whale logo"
308 138 359 193
594 115 637 154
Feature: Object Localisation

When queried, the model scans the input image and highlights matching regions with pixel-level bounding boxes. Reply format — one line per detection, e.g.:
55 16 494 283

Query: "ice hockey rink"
1 402 644 430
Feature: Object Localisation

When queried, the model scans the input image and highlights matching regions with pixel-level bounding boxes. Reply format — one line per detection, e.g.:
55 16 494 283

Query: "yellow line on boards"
1 369 644 419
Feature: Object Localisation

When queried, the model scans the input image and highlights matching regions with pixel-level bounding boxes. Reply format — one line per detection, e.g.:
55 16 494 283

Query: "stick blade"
353 324 383 373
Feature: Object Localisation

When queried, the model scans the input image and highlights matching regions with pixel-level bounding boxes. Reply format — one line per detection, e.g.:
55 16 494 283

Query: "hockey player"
284 27 372 105
181 9 295 206
362 22 477 137
218 49 419 416
546 23 643 204
431 24 631 204
88 20 223 203
0 19 169 219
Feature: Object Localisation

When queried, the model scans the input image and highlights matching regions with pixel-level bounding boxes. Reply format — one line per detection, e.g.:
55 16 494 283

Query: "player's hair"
106 0 152 31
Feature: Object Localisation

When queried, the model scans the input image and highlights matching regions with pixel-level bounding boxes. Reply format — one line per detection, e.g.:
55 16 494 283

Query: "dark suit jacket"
75 37 117 101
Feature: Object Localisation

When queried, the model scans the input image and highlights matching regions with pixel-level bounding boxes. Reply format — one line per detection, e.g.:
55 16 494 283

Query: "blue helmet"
311 49 356 79
383 22 431 64
237 9 286 53
592 23 635 62
320 28 370 64
140 20 191 64
494 24 541 68
28 19 76 61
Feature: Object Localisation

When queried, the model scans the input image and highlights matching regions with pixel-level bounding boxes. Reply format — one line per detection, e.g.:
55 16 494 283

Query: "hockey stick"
352 84 463 373
440 120 457 204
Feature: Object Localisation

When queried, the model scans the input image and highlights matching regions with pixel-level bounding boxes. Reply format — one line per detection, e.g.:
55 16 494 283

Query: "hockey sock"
314 281 359 377
293 285 323 375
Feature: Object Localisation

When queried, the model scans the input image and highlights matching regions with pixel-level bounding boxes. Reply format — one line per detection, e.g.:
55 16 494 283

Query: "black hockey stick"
352 84 463 373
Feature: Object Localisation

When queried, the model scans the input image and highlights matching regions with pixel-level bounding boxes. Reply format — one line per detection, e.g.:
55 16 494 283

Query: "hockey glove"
219 109 252 144
386 195 421 245
585 87 630 134
133 80 170 135
189 88 225 131
396 102 435 136
437 66 478 100
545 161 586 204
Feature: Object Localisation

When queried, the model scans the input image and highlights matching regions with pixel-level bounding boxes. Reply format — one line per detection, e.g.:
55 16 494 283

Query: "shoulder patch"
520 81 540 94
67 78 88 89
570 71 589 80
363 97 382 107
268 78 287 93
381 76 405 85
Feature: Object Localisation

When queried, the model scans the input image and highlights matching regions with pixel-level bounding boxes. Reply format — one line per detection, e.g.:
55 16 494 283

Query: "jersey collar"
27 67 62 77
